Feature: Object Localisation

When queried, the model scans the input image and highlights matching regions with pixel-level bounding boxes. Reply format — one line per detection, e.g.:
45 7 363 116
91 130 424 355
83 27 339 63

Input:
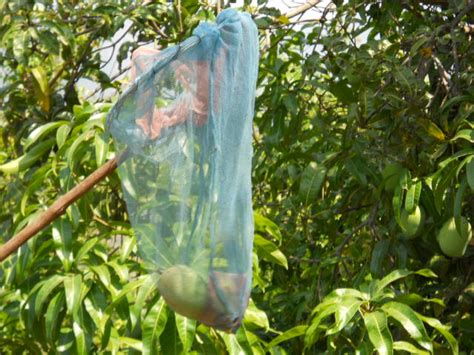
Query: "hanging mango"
107 9 259 333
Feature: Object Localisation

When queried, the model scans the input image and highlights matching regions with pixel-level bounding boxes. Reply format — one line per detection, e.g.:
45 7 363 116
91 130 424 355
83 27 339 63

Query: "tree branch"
0 150 129 263
286 0 322 19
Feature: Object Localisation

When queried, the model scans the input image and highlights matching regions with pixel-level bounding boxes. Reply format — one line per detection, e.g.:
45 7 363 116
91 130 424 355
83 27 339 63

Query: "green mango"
399 206 425 238
437 217 472 257
157 265 208 321
157 265 247 333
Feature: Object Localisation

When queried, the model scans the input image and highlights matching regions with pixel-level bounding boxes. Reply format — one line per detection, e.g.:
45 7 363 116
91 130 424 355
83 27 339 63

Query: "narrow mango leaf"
31 66 50 112
24 121 68 150
299 162 327 205
363 310 393 355
66 131 93 168
372 269 436 298
0 138 55 174
73 320 87 355
175 314 196 353
392 184 404 227
119 337 143 352
64 274 83 316
381 302 432 352
254 234 288 269
267 325 307 349
94 131 109 166
34 275 65 318
56 124 72 149
234 326 254 354
370 239 390 277
244 299 270 330
131 274 159 329
277 15 290 24
416 118 445 141
90 265 112 293
453 179 467 219
45 291 65 342
143 298 168 355
106 277 146 313
52 217 73 272
325 288 367 300
254 212 282 241
405 181 422 214
305 304 339 347
220 332 248 355
416 313 458 354
438 148 473 169
450 129 474 143
393 341 430 354
466 156 474 190
326 298 362 335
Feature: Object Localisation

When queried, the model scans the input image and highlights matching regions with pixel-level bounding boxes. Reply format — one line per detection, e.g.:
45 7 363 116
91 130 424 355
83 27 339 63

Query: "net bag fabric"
107 9 259 332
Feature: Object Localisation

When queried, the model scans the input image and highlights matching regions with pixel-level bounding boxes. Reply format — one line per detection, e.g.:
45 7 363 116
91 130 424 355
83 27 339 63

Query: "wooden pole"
0 150 128 263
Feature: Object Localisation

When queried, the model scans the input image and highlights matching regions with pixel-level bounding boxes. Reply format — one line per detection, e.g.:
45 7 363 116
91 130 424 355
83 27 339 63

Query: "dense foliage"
0 0 473 353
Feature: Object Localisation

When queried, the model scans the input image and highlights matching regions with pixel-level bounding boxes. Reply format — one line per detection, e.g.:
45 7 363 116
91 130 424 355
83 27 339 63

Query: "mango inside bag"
107 9 259 332
157 265 247 333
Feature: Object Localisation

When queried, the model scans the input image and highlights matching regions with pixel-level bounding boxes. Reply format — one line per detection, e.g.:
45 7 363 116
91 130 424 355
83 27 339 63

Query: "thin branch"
0 150 129 263
334 202 379 257
286 0 322 19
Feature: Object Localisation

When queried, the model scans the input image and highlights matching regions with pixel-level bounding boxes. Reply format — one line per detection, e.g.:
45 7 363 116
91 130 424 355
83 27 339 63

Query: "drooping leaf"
363 310 393 355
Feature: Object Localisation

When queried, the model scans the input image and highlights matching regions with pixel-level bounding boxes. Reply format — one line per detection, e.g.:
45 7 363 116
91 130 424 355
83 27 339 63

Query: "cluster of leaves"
0 0 473 354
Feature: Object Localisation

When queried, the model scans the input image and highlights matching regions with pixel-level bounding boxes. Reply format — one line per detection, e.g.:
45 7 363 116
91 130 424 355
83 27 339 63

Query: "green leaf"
94 131 108 166
393 184 404 227
370 239 390 277
393 341 430 354
363 310 393 355
52 217 73 271
0 138 55 174
326 298 363 335
416 313 458 354
34 275 65 318
244 299 270 330
453 178 467 219
268 325 307 349
143 298 168 355
220 330 253 355
299 162 327 205
175 314 196 353
254 234 288 269
405 181 422 214
372 269 436 297
131 274 159 329
254 212 282 241
451 129 474 143
326 288 368 300
73 319 87 355
466 156 474 190
45 291 65 342
24 121 68 150
56 124 72 149
381 302 432 352
283 94 298 115
119 337 143 352
66 131 92 168
416 118 445 141
306 303 340 347
64 274 84 316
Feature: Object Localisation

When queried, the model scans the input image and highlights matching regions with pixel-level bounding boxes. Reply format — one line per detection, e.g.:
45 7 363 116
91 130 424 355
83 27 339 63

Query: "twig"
334 202 379 257
286 0 321 19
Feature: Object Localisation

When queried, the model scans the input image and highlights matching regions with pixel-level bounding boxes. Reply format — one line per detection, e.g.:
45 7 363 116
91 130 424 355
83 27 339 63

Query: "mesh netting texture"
107 9 259 332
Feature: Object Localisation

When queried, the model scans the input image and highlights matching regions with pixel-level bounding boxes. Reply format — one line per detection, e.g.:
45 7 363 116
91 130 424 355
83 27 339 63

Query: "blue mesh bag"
106 9 259 332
